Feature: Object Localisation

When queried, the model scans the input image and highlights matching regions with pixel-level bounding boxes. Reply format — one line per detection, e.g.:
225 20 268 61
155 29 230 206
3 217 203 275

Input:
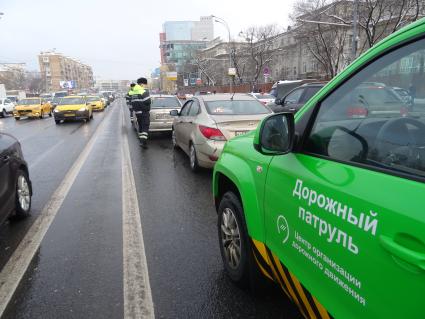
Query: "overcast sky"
0 0 296 80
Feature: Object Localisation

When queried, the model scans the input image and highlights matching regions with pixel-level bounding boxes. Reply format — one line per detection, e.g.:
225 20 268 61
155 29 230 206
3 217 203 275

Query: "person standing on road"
126 83 136 122
130 77 151 148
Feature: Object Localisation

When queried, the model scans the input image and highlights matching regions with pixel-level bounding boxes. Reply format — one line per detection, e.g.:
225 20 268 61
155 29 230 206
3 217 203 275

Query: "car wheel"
218 192 249 287
1 109 6 118
15 117 20 121
172 129 179 149
218 192 264 290
55 119 60 124
49 110 52 117
39 111 44 119
90 112 93 119
189 143 199 172
15 169 31 217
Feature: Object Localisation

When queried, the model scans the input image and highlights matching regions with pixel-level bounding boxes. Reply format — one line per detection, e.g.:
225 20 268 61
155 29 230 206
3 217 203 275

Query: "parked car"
0 98 15 117
271 82 326 113
268 79 319 109
171 93 272 171
0 132 32 222
13 98 52 120
148 95 182 132
249 92 276 106
213 18 425 319
53 96 93 124
86 96 105 111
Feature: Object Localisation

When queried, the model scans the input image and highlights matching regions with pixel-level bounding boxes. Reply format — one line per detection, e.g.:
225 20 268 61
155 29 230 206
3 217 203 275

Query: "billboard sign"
166 72 178 81
59 80 76 89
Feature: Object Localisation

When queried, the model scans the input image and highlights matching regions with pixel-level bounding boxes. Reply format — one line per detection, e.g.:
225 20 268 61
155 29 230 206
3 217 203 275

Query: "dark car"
0 133 32 222
270 82 326 113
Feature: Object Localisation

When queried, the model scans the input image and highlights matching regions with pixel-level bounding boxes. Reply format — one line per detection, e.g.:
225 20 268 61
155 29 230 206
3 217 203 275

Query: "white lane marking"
0 104 113 316
121 105 155 319
29 139 64 169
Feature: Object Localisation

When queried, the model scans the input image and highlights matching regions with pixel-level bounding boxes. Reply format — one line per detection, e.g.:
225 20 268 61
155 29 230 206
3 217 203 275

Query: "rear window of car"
205 100 271 115
151 97 181 108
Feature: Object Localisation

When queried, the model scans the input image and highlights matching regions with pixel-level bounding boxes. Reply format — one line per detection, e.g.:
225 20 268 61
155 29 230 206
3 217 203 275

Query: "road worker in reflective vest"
126 83 136 122
130 77 151 148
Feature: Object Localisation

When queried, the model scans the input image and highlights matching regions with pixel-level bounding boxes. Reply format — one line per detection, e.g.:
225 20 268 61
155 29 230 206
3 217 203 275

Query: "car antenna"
230 91 236 100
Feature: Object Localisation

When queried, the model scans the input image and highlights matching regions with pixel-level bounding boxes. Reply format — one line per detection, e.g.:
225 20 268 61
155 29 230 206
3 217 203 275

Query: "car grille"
18 110 32 115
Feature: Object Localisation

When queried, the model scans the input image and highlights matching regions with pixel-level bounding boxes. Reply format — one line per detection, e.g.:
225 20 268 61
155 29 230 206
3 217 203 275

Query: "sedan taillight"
198 125 226 141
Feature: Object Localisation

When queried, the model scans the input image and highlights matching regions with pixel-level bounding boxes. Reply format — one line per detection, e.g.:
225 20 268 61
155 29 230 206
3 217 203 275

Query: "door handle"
2 155 10 163
379 235 425 271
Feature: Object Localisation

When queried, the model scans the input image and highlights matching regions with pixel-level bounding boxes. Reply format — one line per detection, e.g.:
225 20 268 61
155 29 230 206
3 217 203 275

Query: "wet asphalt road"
0 99 302 318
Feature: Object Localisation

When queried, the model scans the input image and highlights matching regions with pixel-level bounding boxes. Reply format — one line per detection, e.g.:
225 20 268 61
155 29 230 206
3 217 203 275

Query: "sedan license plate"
64 113 75 117
234 131 248 136
156 113 169 119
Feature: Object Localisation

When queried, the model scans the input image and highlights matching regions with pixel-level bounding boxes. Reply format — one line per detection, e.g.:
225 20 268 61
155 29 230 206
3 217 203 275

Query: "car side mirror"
274 98 281 105
253 112 295 155
170 109 179 116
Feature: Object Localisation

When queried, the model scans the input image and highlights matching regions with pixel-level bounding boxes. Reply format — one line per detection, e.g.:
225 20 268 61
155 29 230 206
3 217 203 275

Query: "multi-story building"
38 51 94 92
159 16 214 90
94 79 131 92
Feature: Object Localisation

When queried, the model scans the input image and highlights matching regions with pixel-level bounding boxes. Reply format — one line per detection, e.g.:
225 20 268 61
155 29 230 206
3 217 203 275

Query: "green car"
213 18 425 319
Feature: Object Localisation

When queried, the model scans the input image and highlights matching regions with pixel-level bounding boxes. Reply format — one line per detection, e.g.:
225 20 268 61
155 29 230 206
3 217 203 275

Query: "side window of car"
304 37 425 179
188 100 200 116
284 88 303 104
180 101 192 116
5 99 11 104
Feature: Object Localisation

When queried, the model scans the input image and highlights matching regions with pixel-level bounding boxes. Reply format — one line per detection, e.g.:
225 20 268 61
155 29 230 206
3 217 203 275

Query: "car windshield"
254 94 274 99
205 100 271 115
151 97 181 108
59 98 85 105
86 97 100 102
54 92 68 98
19 99 40 105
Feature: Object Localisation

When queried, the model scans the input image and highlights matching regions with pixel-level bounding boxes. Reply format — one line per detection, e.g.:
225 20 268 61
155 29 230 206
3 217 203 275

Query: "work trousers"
135 111 150 139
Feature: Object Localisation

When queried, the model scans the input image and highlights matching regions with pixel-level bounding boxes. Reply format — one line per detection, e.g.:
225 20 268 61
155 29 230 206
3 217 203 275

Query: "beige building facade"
38 51 94 92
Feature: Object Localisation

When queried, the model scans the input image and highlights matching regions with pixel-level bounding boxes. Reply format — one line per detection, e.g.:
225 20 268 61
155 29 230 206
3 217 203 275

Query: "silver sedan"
171 93 272 171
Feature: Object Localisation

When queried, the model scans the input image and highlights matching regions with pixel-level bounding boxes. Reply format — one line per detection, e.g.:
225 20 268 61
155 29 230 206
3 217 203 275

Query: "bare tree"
357 0 423 52
293 1 350 79
239 24 280 86
0 67 26 90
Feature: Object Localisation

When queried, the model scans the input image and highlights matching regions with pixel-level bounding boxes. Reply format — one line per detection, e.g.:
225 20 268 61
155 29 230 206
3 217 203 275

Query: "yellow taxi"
13 97 52 120
53 96 93 124
86 96 105 111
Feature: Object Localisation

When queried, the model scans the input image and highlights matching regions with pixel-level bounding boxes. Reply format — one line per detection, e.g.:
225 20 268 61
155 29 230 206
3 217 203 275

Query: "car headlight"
78 107 88 112
54 108 59 112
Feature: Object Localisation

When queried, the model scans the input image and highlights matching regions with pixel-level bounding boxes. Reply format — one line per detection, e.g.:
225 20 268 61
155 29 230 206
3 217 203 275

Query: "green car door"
264 34 425 318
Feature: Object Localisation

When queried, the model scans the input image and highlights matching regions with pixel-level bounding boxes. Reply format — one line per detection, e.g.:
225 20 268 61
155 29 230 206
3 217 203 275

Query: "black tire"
90 112 93 119
172 128 179 149
39 111 43 119
189 142 199 172
49 110 52 117
218 192 266 291
55 119 60 124
15 169 31 218
1 109 6 118
15 117 20 121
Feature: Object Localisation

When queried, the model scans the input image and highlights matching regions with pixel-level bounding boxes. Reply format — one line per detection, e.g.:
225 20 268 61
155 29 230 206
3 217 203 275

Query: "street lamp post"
212 15 233 93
